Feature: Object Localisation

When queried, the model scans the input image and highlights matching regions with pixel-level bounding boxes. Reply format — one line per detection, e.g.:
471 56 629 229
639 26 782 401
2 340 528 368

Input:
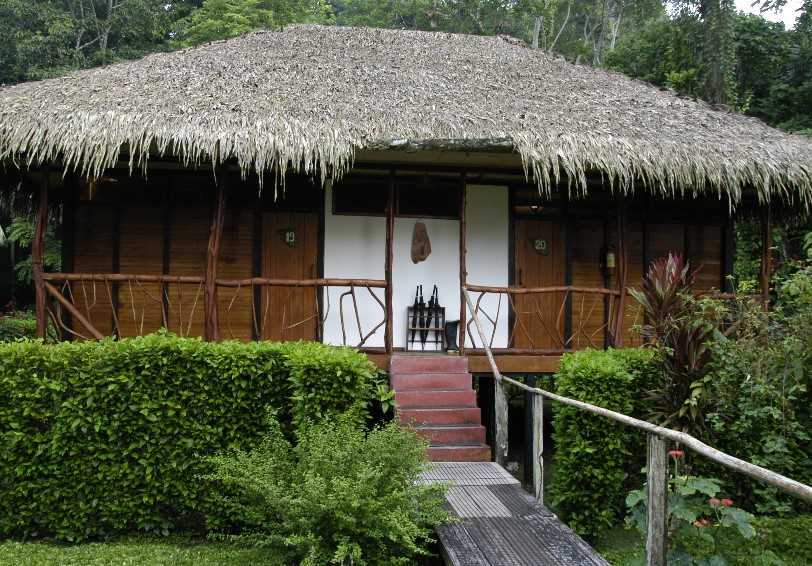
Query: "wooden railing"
462 287 812 566
42 273 388 350
464 283 642 353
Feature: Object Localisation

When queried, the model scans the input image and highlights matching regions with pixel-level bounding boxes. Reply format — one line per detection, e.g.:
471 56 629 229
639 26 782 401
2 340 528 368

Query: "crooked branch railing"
42 273 387 349
216 277 387 347
462 287 812 566
464 284 643 352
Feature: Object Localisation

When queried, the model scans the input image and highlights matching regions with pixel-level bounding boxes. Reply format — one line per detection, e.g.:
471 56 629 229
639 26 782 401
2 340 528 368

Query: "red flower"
721 498 734 507
709 498 721 506
668 449 684 459
692 518 711 528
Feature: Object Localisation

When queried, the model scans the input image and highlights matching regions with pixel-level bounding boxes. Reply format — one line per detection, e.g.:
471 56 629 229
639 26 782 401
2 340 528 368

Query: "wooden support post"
722 219 735 293
532 388 544 504
646 433 668 566
384 172 395 355
459 177 467 354
760 206 772 310
32 176 49 339
612 200 628 347
494 375 509 466
204 172 227 341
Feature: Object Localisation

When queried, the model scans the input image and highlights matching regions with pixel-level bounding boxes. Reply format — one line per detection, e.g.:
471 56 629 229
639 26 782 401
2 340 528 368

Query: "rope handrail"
462 285 812 504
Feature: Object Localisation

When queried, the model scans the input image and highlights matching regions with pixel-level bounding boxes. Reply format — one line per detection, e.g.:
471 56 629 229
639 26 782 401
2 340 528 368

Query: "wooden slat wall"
513 220 565 349
621 221 645 346
72 205 114 336
261 212 318 341
118 206 164 337
570 220 606 349
167 203 210 337
648 223 684 262
218 206 254 341
687 224 723 292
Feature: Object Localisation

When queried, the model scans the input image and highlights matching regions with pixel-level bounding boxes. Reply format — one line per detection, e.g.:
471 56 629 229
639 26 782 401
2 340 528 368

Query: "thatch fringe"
0 25 810 207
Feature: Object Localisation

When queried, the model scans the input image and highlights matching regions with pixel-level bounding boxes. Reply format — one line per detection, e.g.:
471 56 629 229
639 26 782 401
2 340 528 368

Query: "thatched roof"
1 24 811 206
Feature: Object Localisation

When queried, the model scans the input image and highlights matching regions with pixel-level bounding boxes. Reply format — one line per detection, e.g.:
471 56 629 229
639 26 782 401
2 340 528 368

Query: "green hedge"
550 348 659 538
0 332 377 541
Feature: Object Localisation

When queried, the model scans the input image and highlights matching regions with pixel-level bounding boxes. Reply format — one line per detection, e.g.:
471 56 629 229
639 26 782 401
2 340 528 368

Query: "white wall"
465 185 509 348
322 183 387 347
322 183 509 350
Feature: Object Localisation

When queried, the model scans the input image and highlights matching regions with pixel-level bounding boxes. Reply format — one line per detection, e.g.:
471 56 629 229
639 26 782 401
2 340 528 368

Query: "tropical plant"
203 413 448 565
3 216 61 283
629 254 720 436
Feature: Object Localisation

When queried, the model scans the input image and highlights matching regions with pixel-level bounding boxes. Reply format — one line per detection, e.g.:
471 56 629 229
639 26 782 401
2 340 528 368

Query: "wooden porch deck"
420 462 608 566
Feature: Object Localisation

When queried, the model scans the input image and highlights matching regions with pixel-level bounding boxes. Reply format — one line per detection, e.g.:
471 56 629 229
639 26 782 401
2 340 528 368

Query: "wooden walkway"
420 462 609 566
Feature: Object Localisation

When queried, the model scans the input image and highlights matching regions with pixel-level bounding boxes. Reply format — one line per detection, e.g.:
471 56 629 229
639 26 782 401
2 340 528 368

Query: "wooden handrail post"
532 389 544 503
32 176 49 339
760 206 772 310
494 374 509 466
204 171 227 341
384 171 395 355
646 433 668 566
612 199 628 346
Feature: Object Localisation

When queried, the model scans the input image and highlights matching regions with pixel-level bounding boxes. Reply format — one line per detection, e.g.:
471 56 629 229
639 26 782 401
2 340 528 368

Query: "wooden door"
514 219 565 350
261 211 319 341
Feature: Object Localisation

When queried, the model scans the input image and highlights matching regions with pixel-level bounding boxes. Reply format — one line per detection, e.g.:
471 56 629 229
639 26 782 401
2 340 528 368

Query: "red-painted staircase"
391 355 491 462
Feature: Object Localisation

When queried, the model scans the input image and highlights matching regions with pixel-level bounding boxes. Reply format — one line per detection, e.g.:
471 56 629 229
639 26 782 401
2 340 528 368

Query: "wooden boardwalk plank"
421 462 609 566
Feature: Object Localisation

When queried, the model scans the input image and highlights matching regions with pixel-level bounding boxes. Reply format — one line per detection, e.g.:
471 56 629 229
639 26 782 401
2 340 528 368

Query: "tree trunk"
532 16 542 49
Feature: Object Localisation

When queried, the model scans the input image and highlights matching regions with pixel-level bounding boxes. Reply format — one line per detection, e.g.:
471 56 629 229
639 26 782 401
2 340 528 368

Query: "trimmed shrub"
204 414 448 565
0 332 377 541
550 348 658 538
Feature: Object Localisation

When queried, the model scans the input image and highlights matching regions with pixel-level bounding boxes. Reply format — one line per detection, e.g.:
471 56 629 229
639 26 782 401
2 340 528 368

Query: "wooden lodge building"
1 26 810 458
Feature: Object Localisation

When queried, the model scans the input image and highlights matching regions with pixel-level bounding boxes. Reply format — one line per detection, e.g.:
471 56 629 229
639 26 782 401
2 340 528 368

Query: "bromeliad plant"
626 450 767 565
630 254 721 437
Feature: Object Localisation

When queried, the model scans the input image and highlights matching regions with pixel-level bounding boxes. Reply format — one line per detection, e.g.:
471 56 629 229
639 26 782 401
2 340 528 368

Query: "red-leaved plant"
630 254 720 437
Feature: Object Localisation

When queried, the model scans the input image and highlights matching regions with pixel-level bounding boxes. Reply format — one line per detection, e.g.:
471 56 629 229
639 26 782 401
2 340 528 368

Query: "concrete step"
412 425 487 446
390 372 472 391
398 407 483 426
395 389 476 409
426 444 492 462
390 355 468 374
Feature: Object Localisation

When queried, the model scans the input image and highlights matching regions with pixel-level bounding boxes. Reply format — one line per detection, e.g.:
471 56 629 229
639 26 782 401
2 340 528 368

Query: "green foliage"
597 514 812 565
0 310 37 340
626 469 769 565
550 348 659 538
178 0 333 45
203 414 448 565
703 290 812 514
0 333 378 541
0 536 285 566
3 216 61 283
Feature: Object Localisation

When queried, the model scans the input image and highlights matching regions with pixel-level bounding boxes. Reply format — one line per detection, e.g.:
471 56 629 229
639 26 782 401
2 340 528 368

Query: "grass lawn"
596 514 812 566
0 536 283 566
